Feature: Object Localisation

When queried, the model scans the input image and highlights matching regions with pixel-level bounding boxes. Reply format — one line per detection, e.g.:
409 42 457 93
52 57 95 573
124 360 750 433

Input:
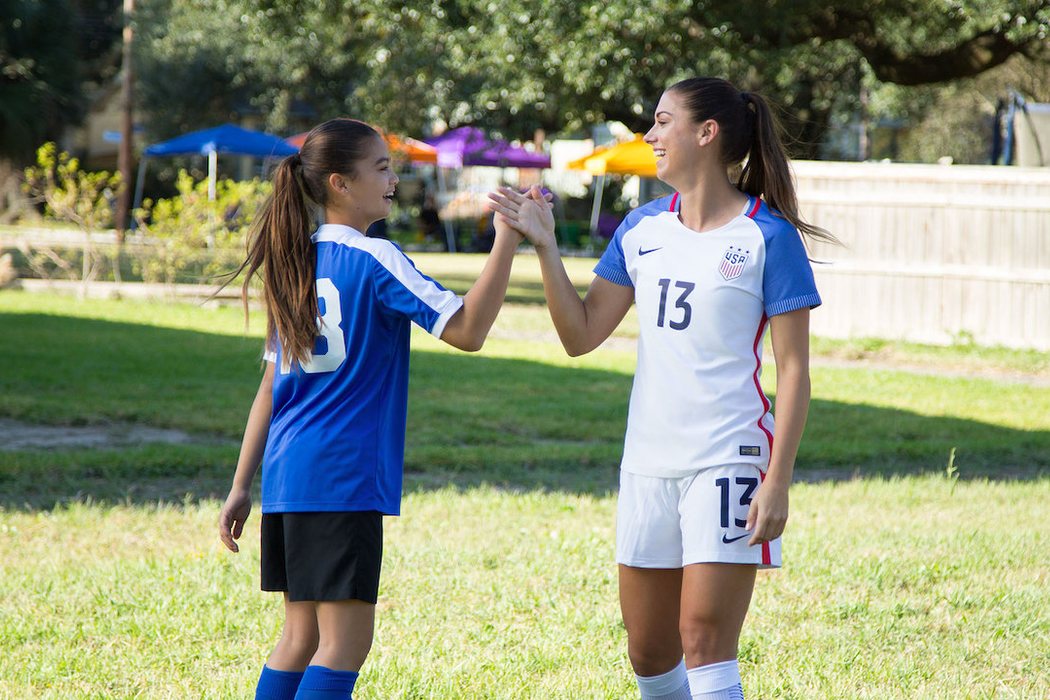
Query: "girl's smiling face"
329 134 399 231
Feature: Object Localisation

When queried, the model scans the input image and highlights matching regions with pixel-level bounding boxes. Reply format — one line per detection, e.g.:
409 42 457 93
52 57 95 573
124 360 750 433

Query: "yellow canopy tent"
566 134 656 235
566 134 656 177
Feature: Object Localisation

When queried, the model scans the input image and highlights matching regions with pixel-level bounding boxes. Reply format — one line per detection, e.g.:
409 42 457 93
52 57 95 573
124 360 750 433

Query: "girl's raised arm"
438 215 523 352
489 186 633 356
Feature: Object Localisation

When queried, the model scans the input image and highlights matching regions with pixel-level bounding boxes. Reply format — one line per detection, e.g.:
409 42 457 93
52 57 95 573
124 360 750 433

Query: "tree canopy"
5 0 1049 163
0 0 121 162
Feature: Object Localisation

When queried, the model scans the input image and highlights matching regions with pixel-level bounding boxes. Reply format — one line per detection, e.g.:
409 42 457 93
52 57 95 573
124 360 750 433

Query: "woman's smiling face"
644 90 710 188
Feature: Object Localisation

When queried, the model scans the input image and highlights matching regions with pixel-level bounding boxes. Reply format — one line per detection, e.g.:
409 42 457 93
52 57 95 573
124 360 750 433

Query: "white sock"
636 659 691 700
687 659 744 700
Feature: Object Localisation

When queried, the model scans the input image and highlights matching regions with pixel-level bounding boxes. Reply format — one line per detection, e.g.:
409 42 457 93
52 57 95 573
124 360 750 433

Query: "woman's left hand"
746 479 789 546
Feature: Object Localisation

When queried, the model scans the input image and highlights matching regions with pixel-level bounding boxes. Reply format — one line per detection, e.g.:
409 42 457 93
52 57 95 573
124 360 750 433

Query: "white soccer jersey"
594 193 821 478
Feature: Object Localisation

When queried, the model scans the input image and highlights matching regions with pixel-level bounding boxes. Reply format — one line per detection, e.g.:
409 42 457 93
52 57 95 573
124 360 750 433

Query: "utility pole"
115 0 135 241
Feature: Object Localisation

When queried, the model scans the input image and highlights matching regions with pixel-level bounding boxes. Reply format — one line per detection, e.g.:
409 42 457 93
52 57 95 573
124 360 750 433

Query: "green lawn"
0 479 1045 699
0 275 1048 698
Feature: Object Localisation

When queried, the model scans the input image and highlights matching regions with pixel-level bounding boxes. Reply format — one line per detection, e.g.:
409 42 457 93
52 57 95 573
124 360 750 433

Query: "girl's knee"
275 624 320 665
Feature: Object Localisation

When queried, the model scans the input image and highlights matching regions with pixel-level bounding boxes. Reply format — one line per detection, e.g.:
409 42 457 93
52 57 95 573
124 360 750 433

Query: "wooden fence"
4 162 1050 350
794 161 1050 351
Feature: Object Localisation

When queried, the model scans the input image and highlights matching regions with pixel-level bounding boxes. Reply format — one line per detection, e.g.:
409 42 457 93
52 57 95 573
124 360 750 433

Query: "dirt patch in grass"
0 418 233 450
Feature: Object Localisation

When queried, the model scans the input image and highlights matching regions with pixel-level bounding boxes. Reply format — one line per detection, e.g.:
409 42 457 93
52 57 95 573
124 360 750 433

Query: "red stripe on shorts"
758 470 772 566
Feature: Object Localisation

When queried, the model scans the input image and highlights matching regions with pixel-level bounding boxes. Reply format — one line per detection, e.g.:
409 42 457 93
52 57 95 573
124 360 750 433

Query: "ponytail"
241 153 318 368
218 118 381 369
738 92 838 246
669 78 838 248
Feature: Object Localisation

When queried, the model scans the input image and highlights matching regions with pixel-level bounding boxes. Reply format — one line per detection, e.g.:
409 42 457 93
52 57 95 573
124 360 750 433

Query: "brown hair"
230 118 381 367
668 77 837 246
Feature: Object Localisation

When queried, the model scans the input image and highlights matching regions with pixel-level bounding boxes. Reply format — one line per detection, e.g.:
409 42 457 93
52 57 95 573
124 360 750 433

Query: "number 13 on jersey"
656 278 695 330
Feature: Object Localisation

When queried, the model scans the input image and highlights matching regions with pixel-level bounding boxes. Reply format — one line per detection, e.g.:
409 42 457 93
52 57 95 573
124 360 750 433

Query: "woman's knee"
679 615 738 665
626 630 683 677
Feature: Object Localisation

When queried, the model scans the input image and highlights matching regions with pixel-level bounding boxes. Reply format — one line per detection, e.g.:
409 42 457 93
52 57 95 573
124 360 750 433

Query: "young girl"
218 118 524 700
490 77 833 700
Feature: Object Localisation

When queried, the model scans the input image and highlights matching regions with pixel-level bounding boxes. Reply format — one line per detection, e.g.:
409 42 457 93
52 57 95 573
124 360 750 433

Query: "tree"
0 0 123 163
0 0 81 162
130 0 1050 158
134 0 378 139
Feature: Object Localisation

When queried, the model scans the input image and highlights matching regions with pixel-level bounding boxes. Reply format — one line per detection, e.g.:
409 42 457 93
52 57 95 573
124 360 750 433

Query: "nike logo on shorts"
722 533 749 544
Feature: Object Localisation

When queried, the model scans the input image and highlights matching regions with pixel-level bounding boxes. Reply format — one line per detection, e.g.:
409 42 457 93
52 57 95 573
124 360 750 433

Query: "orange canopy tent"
285 132 438 164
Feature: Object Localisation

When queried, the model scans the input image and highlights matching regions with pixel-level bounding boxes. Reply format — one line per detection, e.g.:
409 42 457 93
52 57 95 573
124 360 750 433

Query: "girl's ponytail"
220 118 381 368
243 153 318 368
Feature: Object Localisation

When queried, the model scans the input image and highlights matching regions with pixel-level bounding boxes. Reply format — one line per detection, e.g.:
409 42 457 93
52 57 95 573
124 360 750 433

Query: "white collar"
312 223 365 243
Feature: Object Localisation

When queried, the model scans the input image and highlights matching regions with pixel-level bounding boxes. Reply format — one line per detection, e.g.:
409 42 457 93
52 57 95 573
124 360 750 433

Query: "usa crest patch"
719 246 749 281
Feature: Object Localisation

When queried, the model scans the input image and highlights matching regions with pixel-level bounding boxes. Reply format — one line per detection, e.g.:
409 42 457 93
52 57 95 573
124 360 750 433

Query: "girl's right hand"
488 186 556 250
218 487 252 553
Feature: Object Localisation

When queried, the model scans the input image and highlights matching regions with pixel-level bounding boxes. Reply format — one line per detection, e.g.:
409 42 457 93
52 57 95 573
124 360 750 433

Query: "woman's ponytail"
670 78 838 248
738 92 837 246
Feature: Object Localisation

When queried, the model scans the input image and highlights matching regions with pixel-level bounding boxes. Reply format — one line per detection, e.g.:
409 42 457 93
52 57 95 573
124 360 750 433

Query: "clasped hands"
488 186 557 249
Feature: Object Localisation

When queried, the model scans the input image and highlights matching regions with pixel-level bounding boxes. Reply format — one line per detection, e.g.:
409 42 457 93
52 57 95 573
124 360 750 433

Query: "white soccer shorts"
616 465 782 569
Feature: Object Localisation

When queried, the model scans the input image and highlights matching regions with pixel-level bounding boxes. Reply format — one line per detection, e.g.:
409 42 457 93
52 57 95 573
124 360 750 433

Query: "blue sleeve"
370 246 463 336
594 195 676 287
594 224 632 287
761 219 822 317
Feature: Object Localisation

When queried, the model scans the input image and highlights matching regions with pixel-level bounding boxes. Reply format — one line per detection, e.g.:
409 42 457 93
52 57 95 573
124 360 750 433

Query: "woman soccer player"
218 118 525 699
490 77 834 700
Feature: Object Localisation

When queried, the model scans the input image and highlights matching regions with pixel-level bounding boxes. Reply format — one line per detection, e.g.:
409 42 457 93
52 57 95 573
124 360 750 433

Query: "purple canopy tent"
425 126 493 168
425 126 551 168
464 140 551 169
425 127 550 250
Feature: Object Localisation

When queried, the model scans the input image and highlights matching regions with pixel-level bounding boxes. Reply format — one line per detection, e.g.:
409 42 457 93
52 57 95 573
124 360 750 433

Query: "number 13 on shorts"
709 467 779 567
713 472 760 549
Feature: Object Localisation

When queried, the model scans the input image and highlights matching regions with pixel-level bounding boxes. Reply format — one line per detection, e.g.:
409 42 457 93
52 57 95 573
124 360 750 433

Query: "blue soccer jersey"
261 224 463 515
595 193 821 477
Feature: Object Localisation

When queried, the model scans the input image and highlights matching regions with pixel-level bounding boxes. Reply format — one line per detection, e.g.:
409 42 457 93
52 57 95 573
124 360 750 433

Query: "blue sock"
292 665 359 699
255 665 305 700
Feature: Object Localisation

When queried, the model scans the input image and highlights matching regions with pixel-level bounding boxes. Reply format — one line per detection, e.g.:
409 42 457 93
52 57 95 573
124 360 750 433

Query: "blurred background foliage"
1 0 1047 166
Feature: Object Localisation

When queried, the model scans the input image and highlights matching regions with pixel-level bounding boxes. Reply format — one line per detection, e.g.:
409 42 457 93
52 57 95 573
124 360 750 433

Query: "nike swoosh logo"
722 533 750 544
638 247 662 256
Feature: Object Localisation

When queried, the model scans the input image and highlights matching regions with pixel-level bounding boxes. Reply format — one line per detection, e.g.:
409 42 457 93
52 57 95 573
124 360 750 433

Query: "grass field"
1 256 1048 698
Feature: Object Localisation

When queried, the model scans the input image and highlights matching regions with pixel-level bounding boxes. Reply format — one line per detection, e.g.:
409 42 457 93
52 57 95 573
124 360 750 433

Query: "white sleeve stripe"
314 227 459 315
365 244 460 315
429 299 463 338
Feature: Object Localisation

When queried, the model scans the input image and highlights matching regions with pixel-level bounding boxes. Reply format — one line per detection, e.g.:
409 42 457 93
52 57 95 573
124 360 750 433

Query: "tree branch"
856 28 1038 85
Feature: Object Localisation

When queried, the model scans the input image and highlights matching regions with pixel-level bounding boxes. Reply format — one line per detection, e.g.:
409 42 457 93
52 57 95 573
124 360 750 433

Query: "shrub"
133 171 269 285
